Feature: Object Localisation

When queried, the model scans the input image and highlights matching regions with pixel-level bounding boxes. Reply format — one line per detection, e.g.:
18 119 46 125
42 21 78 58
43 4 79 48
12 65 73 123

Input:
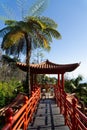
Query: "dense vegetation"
65 75 87 107
0 54 26 107
0 80 24 107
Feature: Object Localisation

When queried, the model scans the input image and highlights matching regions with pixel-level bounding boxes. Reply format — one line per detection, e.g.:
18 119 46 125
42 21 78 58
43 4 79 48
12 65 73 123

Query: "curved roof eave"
16 59 80 74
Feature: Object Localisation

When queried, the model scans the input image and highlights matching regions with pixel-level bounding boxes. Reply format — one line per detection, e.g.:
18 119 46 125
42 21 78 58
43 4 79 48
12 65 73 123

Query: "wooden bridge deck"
28 94 69 130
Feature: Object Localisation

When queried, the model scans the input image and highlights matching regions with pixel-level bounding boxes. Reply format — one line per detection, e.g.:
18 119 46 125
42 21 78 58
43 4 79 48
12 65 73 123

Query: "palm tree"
0 1 61 97
65 75 83 93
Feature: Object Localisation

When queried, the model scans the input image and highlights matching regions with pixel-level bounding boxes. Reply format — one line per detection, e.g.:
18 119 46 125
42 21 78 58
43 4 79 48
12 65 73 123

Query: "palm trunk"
25 33 31 97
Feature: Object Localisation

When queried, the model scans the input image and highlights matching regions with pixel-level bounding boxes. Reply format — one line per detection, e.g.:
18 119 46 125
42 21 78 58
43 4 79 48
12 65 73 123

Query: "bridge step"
28 98 69 130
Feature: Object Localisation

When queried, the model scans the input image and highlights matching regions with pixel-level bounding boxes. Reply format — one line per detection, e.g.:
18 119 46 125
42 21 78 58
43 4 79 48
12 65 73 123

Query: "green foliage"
65 75 87 106
37 74 57 85
0 80 24 108
0 91 5 107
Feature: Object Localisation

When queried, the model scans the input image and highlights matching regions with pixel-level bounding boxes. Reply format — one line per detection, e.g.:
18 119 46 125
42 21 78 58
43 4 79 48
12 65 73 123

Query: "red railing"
2 87 41 130
54 85 87 130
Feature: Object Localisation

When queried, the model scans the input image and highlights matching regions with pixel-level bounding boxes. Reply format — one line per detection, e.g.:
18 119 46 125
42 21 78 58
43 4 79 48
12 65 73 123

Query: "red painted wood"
2 87 41 130
54 86 87 130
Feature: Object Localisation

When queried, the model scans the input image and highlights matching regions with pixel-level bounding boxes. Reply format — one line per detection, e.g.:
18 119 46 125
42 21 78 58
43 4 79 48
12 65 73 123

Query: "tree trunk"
25 33 31 97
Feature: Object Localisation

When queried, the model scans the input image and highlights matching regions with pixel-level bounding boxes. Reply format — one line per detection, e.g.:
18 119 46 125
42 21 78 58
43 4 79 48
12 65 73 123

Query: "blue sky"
0 0 87 81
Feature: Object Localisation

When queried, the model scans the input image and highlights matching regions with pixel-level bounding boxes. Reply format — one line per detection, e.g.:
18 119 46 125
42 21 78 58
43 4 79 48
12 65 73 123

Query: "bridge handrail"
2 87 41 130
54 85 87 130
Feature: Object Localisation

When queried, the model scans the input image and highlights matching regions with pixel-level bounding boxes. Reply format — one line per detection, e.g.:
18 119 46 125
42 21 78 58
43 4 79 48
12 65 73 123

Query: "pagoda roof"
16 60 80 74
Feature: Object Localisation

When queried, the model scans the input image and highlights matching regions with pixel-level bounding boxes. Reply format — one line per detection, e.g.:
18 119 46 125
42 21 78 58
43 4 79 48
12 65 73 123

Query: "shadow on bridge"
28 97 69 130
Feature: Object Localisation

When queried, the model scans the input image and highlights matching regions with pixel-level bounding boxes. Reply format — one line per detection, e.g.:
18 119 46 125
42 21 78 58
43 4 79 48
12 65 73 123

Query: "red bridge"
2 60 87 130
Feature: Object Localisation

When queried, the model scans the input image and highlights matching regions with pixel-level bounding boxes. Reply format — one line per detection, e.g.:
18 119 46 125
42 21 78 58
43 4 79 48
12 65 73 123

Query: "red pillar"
58 73 60 87
61 73 64 90
57 74 61 107
72 98 77 130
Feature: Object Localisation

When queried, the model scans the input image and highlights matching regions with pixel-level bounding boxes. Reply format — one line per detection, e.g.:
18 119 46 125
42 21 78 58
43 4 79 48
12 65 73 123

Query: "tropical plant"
0 79 24 108
0 0 61 97
65 75 87 106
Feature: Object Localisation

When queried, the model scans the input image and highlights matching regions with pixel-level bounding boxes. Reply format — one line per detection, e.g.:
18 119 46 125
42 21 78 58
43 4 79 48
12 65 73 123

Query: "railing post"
24 96 28 130
54 86 57 106
56 85 59 107
2 108 13 130
60 89 65 114
64 92 67 125
72 98 77 130
54 86 56 100
57 87 58 106
57 87 60 107
60 88 62 113
5 108 13 123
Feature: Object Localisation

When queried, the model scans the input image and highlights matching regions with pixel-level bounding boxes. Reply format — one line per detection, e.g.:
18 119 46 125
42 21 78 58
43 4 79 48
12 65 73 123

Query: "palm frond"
28 0 49 16
32 35 51 52
16 0 24 10
0 3 16 20
40 29 52 43
4 38 26 57
43 37 49 48
5 45 17 56
2 30 24 49
46 28 61 39
16 21 31 33
25 16 47 30
31 29 50 51
26 16 58 30
16 0 28 19
0 16 8 22
9 32 24 43
0 27 11 38
38 16 58 28
5 20 17 26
